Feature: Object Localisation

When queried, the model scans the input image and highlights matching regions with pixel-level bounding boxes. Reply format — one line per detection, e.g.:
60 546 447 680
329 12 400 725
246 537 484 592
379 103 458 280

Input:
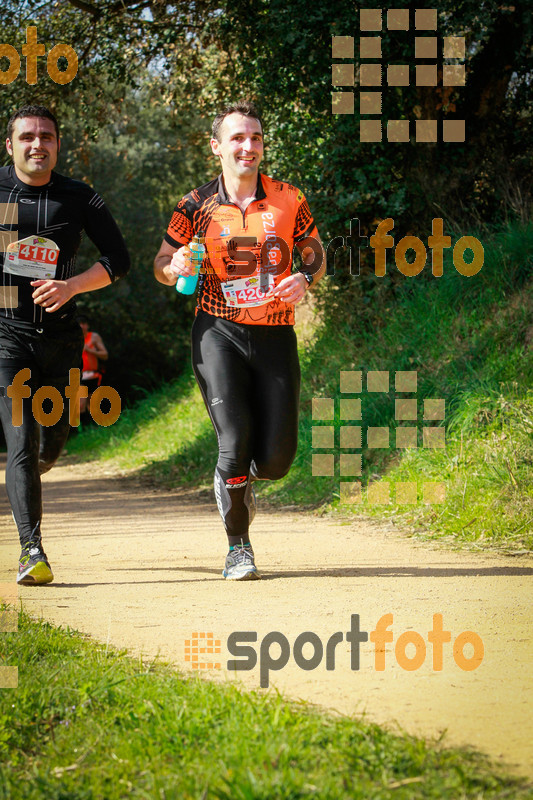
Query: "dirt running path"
1 457 532 777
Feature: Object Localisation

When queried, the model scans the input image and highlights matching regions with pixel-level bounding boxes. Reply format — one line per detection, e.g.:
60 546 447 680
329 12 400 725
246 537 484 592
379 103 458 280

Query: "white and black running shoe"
222 542 260 581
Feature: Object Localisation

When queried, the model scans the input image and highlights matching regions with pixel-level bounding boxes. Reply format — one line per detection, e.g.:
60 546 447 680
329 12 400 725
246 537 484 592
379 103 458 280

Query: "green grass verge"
1 610 532 799
66 222 533 550
67 369 215 488
361 386 533 550
299 221 533 550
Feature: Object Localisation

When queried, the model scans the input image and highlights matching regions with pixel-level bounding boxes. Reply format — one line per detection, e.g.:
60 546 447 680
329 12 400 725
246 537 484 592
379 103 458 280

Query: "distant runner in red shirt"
154 100 325 580
78 314 108 418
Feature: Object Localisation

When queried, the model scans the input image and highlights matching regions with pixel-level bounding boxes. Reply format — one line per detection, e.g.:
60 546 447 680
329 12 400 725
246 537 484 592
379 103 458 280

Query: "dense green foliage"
1 9 531 787
1 610 532 798
67 220 533 550
1 0 225 398
306 221 533 549
0 0 531 399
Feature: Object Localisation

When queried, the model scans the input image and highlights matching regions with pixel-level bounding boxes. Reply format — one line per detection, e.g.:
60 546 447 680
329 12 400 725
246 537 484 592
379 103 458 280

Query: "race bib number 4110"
5 236 59 279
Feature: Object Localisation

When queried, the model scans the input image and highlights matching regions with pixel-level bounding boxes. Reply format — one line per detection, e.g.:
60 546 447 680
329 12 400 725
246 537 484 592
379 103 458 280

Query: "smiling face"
6 116 59 186
210 112 264 182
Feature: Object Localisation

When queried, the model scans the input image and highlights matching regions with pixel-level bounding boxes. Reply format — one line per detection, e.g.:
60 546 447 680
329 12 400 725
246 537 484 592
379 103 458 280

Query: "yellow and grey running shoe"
17 544 54 585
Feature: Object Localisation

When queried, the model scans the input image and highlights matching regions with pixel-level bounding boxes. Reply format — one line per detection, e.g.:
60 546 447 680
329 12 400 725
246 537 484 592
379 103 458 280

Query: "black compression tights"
0 321 83 548
192 311 300 544
0 380 71 547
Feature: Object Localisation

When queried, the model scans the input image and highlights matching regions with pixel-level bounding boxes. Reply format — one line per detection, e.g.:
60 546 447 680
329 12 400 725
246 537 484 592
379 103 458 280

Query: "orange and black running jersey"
164 173 318 325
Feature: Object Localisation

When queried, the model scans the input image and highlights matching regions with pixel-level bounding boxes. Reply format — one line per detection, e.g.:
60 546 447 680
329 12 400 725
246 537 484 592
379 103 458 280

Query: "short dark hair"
7 105 59 141
212 101 263 142
77 314 90 325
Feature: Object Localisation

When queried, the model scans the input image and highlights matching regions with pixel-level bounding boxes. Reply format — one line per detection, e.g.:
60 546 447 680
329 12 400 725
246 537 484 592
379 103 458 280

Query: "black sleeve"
82 188 130 281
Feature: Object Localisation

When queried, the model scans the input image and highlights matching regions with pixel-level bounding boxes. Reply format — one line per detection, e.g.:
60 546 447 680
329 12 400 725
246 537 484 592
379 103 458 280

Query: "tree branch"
65 0 102 19
109 0 153 12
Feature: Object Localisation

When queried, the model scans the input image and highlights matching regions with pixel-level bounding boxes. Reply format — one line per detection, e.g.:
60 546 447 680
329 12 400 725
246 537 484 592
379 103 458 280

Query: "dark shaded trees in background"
0 0 531 400
1 0 226 399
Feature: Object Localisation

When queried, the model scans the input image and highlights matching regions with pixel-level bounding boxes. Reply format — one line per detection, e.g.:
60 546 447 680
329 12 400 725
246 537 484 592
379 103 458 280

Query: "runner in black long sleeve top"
0 105 130 586
0 165 129 326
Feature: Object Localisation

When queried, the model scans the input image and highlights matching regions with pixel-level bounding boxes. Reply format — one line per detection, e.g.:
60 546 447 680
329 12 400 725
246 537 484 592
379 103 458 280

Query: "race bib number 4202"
221 275 276 307
5 236 59 279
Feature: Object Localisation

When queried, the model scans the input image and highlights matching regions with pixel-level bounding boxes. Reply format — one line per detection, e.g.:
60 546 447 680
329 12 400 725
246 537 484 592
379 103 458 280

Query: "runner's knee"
39 424 69 474
39 453 58 474
253 452 295 482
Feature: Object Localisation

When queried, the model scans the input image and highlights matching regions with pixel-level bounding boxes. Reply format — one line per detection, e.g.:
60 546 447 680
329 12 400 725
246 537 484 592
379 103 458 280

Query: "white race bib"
221 275 276 307
4 236 59 279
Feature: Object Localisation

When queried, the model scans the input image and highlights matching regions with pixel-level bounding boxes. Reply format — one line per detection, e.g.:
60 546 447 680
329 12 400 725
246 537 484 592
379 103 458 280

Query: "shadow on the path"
106 564 533 577
29 565 533 589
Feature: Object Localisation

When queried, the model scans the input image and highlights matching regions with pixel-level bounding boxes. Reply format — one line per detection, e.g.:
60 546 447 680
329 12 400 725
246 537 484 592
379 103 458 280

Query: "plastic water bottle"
176 233 205 295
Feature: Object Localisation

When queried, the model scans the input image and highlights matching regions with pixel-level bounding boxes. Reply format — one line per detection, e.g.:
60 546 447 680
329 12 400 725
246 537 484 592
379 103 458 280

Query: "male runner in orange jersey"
154 100 325 579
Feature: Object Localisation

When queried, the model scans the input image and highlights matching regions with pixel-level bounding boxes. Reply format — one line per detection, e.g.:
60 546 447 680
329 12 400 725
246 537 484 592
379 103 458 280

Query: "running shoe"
17 543 54 585
222 542 261 581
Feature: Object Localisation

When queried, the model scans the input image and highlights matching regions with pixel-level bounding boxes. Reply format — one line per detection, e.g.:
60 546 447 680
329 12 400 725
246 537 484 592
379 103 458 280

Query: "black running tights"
0 321 83 548
191 311 300 543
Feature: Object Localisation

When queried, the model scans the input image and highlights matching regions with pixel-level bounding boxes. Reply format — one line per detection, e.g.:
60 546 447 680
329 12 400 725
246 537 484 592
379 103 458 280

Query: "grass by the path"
363 386 533 550
68 368 215 485
1 610 531 800
300 221 533 551
66 222 533 551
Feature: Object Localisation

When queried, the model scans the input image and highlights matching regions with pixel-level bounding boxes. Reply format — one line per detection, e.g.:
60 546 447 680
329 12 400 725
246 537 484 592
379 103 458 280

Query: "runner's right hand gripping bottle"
176 233 205 295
